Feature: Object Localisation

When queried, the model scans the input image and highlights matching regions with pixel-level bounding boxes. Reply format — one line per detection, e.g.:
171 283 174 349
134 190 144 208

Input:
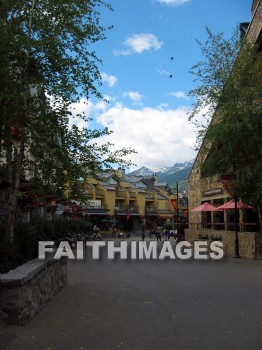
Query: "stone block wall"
254 234 262 259
188 152 228 225
0 255 67 325
249 0 261 40
185 229 262 260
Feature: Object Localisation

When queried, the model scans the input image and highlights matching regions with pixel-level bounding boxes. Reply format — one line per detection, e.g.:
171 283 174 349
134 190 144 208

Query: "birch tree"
0 0 135 241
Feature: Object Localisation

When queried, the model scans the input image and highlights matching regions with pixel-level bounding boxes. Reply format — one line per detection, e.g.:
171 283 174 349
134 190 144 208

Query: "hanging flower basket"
18 192 39 211
47 201 58 212
62 207 73 216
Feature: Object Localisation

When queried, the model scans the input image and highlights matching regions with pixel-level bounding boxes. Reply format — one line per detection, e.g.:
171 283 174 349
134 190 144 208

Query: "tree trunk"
4 0 36 241
4 126 26 242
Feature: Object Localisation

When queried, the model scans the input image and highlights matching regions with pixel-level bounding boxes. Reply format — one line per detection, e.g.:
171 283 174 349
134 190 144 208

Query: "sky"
70 0 252 171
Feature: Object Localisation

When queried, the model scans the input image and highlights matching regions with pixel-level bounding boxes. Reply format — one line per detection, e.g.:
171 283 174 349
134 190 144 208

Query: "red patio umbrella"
217 200 253 210
191 202 219 212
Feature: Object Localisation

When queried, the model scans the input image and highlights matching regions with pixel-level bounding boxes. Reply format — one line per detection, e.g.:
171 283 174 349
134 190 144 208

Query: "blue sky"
71 0 252 171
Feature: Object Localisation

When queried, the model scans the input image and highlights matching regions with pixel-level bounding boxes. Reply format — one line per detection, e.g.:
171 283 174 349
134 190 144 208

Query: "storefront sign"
87 200 102 208
203 188 222 196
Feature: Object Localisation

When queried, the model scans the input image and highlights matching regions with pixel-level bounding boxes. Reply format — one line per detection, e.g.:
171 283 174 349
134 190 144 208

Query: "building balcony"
85 204 108 213
145 194 154 200
145 206 158 214
157 209 174 215
95 189 105 197
115 190 127 198
115 205 139 214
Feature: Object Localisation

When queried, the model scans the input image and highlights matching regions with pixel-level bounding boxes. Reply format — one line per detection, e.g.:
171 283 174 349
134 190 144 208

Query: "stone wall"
254 234 262 259
0 255 67 325
185 229 262 260
188 151 228 225
249 0 261 40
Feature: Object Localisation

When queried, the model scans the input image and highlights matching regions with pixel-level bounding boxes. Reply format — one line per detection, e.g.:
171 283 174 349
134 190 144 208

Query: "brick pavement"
0 239 262 350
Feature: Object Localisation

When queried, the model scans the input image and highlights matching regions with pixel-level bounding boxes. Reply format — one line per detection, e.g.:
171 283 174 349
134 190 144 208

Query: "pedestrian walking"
156 229 161 241
94 227 102 240
141 227 146 241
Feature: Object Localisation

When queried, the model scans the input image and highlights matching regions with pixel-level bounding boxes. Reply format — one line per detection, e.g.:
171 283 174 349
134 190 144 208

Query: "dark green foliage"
0 218 93 273
0 240 24 274
0 221 38 273
1 0 135 242
65 219 93 235
31 218 93 239
189 27 262 219
14 221 38 259
200 43 262 210
188 26 241 150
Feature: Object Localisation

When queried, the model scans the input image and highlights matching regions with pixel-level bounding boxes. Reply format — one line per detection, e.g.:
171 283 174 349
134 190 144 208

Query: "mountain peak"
127 159 194 189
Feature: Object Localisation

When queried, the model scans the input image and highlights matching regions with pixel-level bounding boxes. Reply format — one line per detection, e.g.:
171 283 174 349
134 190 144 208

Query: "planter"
0 255 67 325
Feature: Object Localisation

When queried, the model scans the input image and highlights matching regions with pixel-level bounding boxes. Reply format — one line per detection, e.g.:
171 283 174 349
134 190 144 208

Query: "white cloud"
95 103 197 169
114 33 163 56
45 94 93 131
158 0 190 6
123 91 144 104
156 68 170 76
68 98 108 130
101 72 118 87
169 91 189 99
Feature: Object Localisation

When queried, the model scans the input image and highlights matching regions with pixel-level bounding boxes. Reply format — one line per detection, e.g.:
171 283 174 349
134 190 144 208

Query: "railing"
157 209 173 214
129 192 136 198
127 206 139 213
145 195 154 200
189 222 260 232
197 234 222 241
145 206 158 214
115 206 139 213
86 204 108 212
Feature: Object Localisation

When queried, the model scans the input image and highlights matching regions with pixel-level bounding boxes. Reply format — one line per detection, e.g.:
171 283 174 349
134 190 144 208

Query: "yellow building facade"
81 169 177 232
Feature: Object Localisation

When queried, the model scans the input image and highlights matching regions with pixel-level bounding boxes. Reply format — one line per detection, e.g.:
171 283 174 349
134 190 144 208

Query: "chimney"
116 167 125 180
252 0 259 16
239 22 250 39
152 173 158 185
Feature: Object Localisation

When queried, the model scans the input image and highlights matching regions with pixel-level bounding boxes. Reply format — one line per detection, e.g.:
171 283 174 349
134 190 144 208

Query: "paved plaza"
1 239 262 350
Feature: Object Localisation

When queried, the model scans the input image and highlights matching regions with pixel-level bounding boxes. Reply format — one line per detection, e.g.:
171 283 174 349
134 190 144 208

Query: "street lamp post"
176 181 179 230
221 174 241 259
233 192 241 258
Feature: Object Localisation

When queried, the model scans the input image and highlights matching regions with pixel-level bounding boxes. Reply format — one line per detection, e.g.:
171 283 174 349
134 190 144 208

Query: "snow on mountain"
127 159 195 187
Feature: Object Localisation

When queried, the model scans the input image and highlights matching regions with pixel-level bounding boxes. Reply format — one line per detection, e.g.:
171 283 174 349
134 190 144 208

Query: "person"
112 226 117 238
118 231 124 239
156 229 161 241
141 227 146 241
94 226 101 240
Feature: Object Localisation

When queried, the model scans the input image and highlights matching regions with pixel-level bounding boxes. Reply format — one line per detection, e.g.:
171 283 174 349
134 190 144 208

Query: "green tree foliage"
188 27 262 218
188 27 241 150
0 0 135 241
